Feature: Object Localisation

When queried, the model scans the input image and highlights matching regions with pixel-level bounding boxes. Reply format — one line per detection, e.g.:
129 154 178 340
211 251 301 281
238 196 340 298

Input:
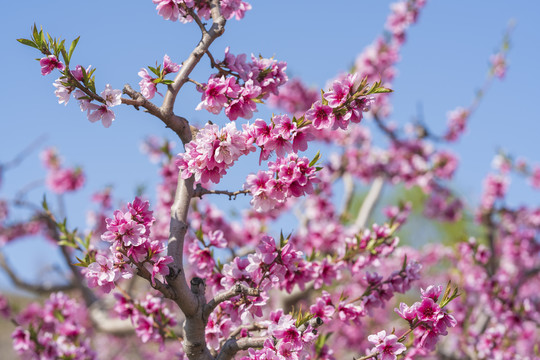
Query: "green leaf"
32 24 40 44
42 196 49 211
53 309 65 322
148 66 160 77
370 86 393 94
160 79 174 85
309 151 321 167
60 47 69 65
58 240 78 248
68 36 80 62
320 89 328 106
17 38 38 49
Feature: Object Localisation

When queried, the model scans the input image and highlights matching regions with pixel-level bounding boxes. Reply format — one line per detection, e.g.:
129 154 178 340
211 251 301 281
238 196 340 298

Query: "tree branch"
0 251 74 295
166 175 198 316
216 336 267 360
194 184 250 200
354 176 385 231
122 84 193 141
161 0 226 119
340 172 356 220
203 283 259 321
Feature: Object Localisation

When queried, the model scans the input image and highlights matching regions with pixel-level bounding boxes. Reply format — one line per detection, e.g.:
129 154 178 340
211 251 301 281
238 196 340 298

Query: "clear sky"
1 1 540 292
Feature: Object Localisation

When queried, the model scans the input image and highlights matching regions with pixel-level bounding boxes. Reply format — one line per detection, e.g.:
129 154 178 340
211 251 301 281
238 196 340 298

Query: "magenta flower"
305 101 334 129
416 297 441 323
39 55 64 76
195 76 230 114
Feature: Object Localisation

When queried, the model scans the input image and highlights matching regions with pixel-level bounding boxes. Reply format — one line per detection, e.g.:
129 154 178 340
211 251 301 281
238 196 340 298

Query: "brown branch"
122 84 193 141
161 0 226 120
194 185 250 200
226 323 266 341
373 112 399 142
3 135 48 170
0 252 74 295
216 336 267 360
203 283 260 321
166 174 198 316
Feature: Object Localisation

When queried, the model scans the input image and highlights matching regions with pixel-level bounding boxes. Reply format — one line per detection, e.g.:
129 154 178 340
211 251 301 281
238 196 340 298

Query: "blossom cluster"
196 48 288 121
394 285 457 353
243 115 310 162
242 311 320 360
153 0 252 23
244 153 319 212
176 122 255 184
41 147 85 194
306 74 374 132
84 197 173 292
11 292 95 360
114 293 178 349
48 62 123 128
138 54 181 99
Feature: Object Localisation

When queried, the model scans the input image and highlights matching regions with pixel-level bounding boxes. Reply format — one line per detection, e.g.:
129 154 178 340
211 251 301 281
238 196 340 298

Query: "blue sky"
1 1 540 291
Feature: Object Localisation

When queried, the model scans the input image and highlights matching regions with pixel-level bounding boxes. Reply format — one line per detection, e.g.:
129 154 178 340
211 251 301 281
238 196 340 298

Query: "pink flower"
138 68 158 99
416 297 441 323
12 327 32 353
146 256 173 286
163 54 180 74
40 147 61 170
421 285 443 302
490 52 507 79
53 78 73 105
87 104 115 128
195 76 231 114
39 55 64 76
530 166 540 189
45 167 85 194
395 302 417 321
444 107 469 142
100 84 122 107
86 254 118 292
368 330 406 360
220 0 252 20
153 0 180 21
305 101 334 129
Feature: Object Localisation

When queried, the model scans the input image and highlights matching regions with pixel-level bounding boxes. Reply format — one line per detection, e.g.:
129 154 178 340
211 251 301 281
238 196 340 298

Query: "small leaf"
370 87 393 94
309 151 321 167
68 36 80 62
42 196 49 211
148 66 160 77
17 38 38 49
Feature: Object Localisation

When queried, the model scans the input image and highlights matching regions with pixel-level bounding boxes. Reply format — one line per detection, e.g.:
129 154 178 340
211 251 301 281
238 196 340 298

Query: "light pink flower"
87 104 115 128
100 84 122 107
153 0 180 21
